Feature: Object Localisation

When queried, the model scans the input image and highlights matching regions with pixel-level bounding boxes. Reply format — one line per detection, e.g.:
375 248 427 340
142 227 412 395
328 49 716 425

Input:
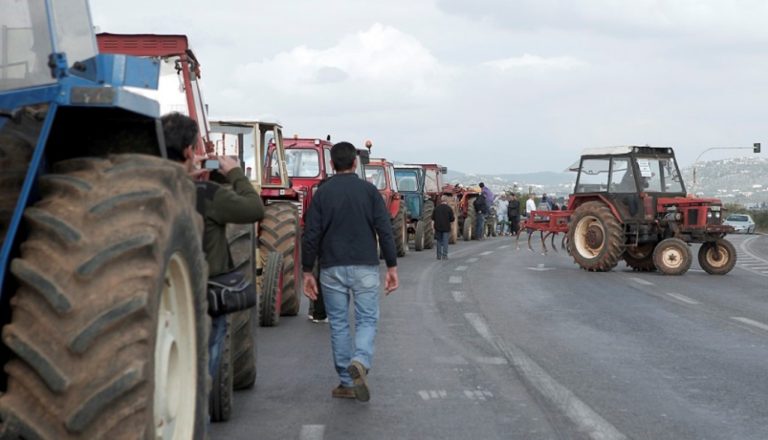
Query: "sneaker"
347 361 370 402
332 385 356 399
311 317 329 323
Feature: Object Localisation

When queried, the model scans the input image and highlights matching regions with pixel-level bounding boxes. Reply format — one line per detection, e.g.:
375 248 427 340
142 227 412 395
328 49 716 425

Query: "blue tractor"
0 2 208 438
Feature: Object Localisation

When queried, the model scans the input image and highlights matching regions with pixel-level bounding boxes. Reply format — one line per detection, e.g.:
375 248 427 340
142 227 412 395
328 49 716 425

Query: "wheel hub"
586 225 604 249
662 248 683 269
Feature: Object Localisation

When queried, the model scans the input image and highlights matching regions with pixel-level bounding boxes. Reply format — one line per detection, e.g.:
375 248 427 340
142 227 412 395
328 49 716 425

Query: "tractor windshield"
0 0 96 92
635 157 684 193
394 169 420 192
365 166 387 190
284 149 320 177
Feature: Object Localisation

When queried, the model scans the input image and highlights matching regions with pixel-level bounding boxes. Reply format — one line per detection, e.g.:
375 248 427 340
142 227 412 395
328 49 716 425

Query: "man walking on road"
302 141 399 402
432 195 455 260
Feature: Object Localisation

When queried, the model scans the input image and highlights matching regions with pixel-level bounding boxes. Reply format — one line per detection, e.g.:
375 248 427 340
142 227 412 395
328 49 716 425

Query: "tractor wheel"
464 202 477 241
698 239 737 275
653 238 692 275
260 203 300 316
393 203 408 257
462 218 473 241
0 155 208 439
446 200 458 244
624 243 657 272
568 201 624 272
226 224 257 389
0 111 41 248
258 251 283 327
422 201 435 249
414 220 425 251
209 318 233 422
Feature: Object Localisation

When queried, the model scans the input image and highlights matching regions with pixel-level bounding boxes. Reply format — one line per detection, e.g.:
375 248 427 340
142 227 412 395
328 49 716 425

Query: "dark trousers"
209 315 228 377
435 231 450 258
475 215 485 239
509 215 519 235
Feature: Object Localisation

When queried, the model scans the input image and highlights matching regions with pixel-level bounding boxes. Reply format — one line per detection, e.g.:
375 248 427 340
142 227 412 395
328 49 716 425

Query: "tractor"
364 157 408 257
521 146 736 275
393 163 448 251
455 186 482 241
0 3 208 438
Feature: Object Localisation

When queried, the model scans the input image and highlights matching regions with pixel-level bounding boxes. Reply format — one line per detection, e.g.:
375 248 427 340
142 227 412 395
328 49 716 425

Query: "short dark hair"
331 141 356 171
479 182 485 188
161 112 198 162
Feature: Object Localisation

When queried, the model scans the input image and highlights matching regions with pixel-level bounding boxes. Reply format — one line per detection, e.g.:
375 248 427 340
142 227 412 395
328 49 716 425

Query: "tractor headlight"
707 211 713 219
715 212 721 218
675 213 682 221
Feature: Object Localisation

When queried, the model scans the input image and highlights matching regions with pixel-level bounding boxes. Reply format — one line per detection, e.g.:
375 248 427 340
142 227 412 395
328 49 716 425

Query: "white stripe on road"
466 257 479 263
665 293 700 305
464 312 628 440
300 425 325 440
455 265 468 271
498 244 511 249
451 291 466 302
449 276 463 284
732 317 768 332
479 251 494 256
630 277 654 286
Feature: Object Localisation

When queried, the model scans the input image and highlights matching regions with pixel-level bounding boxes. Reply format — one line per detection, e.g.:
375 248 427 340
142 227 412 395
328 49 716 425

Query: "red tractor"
521 146 736 275
364 157 408 256
455 186 482 241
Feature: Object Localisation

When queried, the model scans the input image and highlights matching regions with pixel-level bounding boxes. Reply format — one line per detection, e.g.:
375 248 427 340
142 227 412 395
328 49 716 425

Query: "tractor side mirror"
357 149 370 165
440 166 448 174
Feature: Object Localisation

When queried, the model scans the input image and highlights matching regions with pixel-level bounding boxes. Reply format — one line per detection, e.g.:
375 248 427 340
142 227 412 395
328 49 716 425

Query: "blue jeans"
475 215 485 239
209 315 228 378
320 265 380 387
435 231 449 258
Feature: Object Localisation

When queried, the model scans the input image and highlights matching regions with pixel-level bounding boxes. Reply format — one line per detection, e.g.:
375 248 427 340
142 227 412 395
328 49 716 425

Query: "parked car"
724 214 756 234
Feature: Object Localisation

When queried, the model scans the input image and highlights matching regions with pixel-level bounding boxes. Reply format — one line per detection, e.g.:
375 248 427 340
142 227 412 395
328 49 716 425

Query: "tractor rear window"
284 149 320 177
365 166 387 190
0 1 55 91
395 169 419 192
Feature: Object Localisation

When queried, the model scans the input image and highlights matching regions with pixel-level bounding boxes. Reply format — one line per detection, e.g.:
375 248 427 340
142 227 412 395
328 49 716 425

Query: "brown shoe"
332 385 356 399
347 361 370 402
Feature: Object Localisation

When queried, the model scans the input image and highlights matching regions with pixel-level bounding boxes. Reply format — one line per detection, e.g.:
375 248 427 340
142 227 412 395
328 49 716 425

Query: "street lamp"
691 143 761 195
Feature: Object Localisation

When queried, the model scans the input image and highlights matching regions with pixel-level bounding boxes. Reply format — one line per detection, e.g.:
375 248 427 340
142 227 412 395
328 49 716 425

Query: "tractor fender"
569 194 623 224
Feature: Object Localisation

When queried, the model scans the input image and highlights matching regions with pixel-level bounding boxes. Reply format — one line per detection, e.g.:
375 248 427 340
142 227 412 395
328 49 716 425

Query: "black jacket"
507 199 520 217
302 173 397 271
431 203 455 233
473 195 488 215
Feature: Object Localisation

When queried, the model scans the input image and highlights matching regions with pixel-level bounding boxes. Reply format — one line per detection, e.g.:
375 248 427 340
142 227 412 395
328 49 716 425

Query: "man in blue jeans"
302 141 399 402
432 195 455 259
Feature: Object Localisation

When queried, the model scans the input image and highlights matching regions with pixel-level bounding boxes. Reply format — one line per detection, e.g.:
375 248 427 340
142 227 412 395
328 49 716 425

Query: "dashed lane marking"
466 257 479 263
732 317 768 332
630 277 654 286
449 276 463 284
455 265 468 271
479 251 494 256
464 389 494 401
665 292 700 305
451 291 466 302
419 390 448 400
527 264 554 272
464 312 628 440
498 244 511 249
300 425 325 440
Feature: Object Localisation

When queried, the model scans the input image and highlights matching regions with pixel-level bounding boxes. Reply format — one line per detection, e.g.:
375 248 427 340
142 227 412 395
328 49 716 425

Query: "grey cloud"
313 66 350 84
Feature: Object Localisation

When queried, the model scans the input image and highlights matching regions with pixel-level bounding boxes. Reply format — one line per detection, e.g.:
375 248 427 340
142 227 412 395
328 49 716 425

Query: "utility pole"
691 144 761 194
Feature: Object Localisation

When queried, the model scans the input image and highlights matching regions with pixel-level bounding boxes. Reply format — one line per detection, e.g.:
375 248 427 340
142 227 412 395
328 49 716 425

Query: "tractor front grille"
686 209 699 226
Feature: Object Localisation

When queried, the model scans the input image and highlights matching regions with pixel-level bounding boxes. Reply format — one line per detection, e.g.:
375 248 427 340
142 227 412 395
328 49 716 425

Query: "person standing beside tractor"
161 112 265 379
302 141 399 402
495 195 509 235
473 193 489 239
432 195 455 259
507 193 520 237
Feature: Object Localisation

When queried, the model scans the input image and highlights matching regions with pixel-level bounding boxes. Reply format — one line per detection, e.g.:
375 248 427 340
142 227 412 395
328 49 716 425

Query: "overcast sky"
91 0 768 174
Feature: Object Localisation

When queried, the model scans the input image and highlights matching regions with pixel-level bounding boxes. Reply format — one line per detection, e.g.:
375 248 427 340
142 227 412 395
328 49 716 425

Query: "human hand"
218 155 240 175
303 272 318 300
384 267 399 295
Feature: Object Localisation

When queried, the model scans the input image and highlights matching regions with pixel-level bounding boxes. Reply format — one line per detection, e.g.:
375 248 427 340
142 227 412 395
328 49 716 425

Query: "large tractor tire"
226 224 257 389
447 200 459 244
414 220 425 251
0 110 41 247
209 318 233 422
698 239 736 275
653 237 692 275
464 202 477 241
623 243 657 272
0 155 209 439
567 201 624 272
258 251 283 327
393 203 408 257
422 200 435 249
260 203 300 316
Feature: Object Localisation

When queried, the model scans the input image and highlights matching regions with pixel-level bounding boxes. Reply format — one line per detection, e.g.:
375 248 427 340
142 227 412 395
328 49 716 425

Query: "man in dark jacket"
162 112 264 378
507 193 520 237
473 193 488 239
302 141 399 402
432 196 455 260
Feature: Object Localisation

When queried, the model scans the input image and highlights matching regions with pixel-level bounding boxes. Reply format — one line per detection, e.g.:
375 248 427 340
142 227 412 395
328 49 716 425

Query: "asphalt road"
211 232 768 440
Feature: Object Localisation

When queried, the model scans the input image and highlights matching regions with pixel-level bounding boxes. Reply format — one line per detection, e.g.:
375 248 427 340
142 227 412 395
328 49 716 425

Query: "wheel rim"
154 253 196 440
574 215 605 258
705 245 730 269
661 246 685 269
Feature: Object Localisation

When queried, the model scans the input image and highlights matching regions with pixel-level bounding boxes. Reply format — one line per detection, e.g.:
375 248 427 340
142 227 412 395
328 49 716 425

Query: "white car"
724 213 756 234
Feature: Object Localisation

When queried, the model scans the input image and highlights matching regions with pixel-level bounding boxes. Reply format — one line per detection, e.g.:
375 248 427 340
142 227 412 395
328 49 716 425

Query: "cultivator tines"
517 210 572 255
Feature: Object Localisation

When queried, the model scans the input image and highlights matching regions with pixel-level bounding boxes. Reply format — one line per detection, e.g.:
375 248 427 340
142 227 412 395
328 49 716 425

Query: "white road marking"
479 251 494 256
418 390 430 400
665 293 700 305
464 312 628 440
463 390 493 401
630 277 654 286
300 425 325 440
451 291 467 302
527 264 554 272
498 244 511 249
449 276 463 284
475 356 508 365
455 265 468 271
419 390 448 400
466 257 479 263
732 317 768 332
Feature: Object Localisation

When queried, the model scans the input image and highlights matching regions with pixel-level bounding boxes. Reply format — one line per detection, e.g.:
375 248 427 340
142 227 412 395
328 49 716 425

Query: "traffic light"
754 143 761 153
